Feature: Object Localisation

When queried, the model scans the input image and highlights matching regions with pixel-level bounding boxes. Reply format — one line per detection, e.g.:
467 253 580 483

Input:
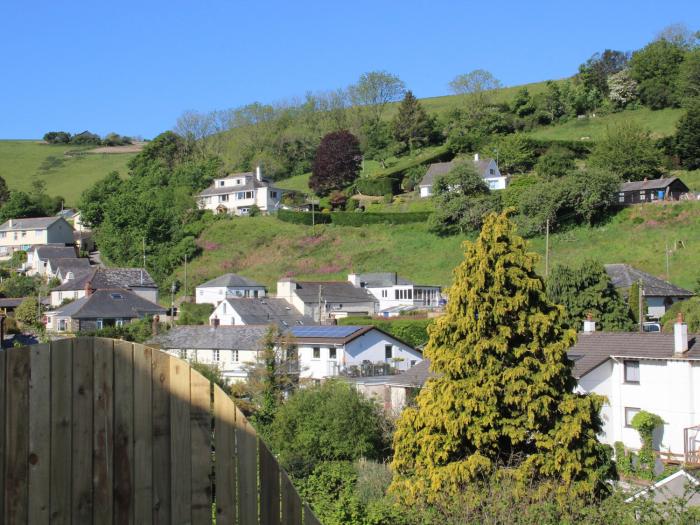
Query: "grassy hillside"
0 140 136 205
173 201 700 296
525 107 683 142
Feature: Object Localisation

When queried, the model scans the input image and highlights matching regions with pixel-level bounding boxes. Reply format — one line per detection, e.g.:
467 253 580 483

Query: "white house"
198 166 284 216
209 297 315 329
605 264 694 320
195 274 267 305
570 316 700 463
0 217 74 259
148 325 270 382
50 267 159 307
347 272 442 313
288 325 422 380
418 154 507 198
276 278 378 322
25 244 78 276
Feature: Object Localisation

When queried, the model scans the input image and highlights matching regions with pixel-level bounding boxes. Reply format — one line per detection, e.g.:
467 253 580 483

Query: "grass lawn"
525 107 683 142
0 140 135 206
173 201 700 295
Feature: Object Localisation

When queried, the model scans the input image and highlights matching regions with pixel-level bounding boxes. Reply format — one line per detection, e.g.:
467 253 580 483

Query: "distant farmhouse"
419 154 507 198
617 177 691 205
198 166 284 216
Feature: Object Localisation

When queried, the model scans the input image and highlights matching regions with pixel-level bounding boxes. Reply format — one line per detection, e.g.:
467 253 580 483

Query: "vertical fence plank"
190 368 212 524
214 386 236 525
50 339 73 524
236 407 258 525
133 344 153 524
4 347 30 524
29 343 51 524
114 340 135 524
170 357 191 524
72 337 94 523
93 338 114 525
259 440 280 525
0 349 5 523
280 470 302 525
152 351 171 525
303 505 322 525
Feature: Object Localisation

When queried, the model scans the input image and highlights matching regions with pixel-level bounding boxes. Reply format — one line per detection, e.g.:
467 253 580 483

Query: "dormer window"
219 180 225 187
236 179 242 185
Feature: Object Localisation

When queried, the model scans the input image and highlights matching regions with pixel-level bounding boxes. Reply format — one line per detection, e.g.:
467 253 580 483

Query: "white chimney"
583 313 596 333
474 153 480 162
674 312 688 355
8 219 12 228
255 165 262 182
348 273 360 287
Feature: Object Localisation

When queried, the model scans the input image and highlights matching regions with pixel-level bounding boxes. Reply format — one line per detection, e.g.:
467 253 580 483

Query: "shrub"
329 211 432 226
277 209 331 225
355 176 398 196
177 302 214 325
248 204 261 217
338 317 433 347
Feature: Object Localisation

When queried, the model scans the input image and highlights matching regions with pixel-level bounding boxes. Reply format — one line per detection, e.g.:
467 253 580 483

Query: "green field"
525 107 684 142
0 140 136 206
173 201 700 296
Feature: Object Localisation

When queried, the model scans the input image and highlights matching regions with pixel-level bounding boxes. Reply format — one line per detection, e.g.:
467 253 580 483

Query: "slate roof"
419 158 497 188
199 175 280 197
620 177 689 193
604 264 694 297
0 297 50 308
627 470 700 506
354 272 414 287
197 274 265 289
52 267 157 292
50 258 91 275
568 332 700 379
147 325 269 351
53 289 165 319
220 298 315 329
289 281 377 305
34 245 77 260
0 216 66 231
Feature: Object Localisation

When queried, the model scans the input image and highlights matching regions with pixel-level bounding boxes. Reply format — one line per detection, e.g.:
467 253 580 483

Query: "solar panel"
290 326 361 338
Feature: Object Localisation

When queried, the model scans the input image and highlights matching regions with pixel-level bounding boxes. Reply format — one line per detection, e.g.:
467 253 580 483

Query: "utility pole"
184 254 188 299
638 280 644 332
545 218 550 278
665 241 670 279
318 285 323 325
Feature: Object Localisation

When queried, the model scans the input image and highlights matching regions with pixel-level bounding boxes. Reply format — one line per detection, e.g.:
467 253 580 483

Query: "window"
96 319 104 329
35 229 41 234
395 289 414 300
624 360 640 383
220 194 229 202
312 347 320 359
488 180 498 190
286 347 297 360
410 360 416 367
180 349 187 359
625 407 640 427
619 192 625 203
13 233 18 240
271 191 278 198
236 179 242 185
58 319 67 331
0 232 4 239
213 350 220 362
385 345 392 360
110 293 124 300
232 350 239 362
489 168 495 175
219 181 225 187
329 348 337 360
381 290 387 298
115 319 125 327
21 231 26 238
640 191 646 201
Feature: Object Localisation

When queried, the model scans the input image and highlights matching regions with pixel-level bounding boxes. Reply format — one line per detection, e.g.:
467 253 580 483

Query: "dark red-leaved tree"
309 130 361 196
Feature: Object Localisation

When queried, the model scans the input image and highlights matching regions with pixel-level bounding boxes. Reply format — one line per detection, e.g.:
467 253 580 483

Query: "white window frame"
624 360 640 384
232 349 239 362
213 350 220 362
625 407 640 427
329 348 337 360
312 347 320 360
96 319 104 330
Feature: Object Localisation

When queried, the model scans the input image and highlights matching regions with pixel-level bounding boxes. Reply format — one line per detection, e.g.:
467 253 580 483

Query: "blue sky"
1 0 698 139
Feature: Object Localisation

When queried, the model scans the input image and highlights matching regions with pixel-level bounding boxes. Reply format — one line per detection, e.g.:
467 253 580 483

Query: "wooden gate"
0 337 321 524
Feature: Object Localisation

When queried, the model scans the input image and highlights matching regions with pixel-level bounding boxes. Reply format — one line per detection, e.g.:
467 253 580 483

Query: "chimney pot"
255 165 262 182
674 313 688 354
474 153 480 162
8 219 12 228
152 315 159 337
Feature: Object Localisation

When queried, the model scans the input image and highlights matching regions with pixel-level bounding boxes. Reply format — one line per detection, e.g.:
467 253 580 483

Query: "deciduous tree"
449 69 502 110
391 211 611 503
309 130 361 196
676 100 700 169
588 122 663 181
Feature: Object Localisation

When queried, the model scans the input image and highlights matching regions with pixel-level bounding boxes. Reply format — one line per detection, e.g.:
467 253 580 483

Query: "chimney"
348 273 360 287
212 316 220 328
8 219 12 228
474 153 480 162
674 312 688 355
84 281 94 296
152 315 160 337
0 314 5 349
255 165 262 182
583 313 596 333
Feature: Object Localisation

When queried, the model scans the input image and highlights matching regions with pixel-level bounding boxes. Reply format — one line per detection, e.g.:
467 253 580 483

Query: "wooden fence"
0 337 321 524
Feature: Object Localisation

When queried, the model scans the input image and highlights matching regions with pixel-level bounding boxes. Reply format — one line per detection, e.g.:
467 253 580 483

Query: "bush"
277 209 332 225
329 211 432 226
355 176 399 196
177 302 214 325
15 297 39 326
338 317 433 347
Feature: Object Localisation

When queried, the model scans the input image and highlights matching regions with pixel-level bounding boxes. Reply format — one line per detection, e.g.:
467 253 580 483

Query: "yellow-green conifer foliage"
390 211 610 503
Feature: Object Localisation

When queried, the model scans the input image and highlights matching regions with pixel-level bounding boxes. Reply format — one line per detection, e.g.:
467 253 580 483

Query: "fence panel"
0 338 321 525
4 347 29 524
50 339 73 524
29 343 51 524
93 338 114 524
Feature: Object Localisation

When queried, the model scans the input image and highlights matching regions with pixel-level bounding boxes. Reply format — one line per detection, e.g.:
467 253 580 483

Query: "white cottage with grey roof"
276 279 378 322
0 217 74 259
418 154 506 198
25 244 78 276
195 274 267 305
209 297 315 329
198 166 284 216
148 325 270 382
347 272 442 313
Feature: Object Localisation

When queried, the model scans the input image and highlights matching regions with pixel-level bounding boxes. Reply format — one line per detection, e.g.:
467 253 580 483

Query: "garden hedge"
277 210 432 226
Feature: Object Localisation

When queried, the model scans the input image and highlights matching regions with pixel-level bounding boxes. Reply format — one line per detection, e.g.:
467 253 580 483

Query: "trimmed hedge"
355 176 400 196
330 211 432 226
338 316 433 348
527 138 593 158
277 210 432 226
277 209 331 225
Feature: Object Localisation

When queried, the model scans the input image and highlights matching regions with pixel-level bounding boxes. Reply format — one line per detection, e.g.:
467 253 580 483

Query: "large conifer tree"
390 211 610 503
391 91 434 153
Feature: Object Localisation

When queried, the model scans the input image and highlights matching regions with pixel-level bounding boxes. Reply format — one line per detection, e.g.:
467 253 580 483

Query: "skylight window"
110 293 124 300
